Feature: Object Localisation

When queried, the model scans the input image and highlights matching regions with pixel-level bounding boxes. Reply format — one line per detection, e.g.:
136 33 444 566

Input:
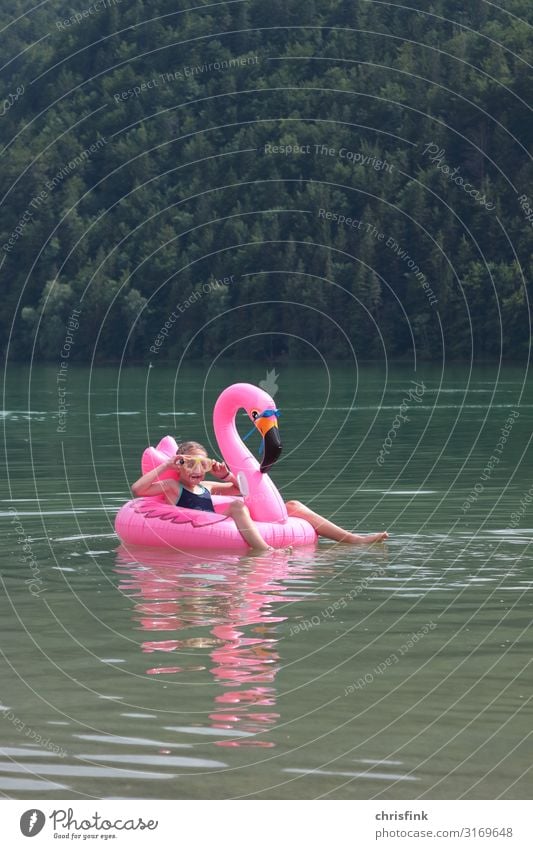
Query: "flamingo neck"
214 390 258 474
212 384 287 523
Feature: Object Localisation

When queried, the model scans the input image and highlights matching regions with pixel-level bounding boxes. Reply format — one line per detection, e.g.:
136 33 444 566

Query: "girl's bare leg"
286 500 388 544
222 501 273 551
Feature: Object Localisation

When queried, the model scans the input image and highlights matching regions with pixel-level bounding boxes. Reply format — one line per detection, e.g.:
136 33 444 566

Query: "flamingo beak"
255 415 282 473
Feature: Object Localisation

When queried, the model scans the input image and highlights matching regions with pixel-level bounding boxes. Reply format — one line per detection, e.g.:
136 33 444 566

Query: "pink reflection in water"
146 665 206 675
215 687 277 705
214 740 276 748
116 544 316 744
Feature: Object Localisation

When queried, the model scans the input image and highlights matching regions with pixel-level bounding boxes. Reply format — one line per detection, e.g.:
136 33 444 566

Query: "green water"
1 362 531 800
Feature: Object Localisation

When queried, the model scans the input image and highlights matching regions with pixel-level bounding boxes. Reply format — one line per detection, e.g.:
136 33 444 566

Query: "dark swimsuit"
176 484 215 512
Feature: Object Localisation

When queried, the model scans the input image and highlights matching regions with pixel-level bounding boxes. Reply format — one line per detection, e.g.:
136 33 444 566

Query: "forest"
1 0 531 363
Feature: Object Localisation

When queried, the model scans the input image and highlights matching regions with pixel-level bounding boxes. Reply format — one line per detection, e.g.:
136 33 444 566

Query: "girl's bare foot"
347 531 389 544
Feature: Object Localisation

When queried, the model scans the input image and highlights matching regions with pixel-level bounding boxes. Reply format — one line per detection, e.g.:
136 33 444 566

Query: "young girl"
131 440 388 552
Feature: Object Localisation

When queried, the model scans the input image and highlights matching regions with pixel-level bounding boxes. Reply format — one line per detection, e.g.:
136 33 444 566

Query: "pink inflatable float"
115 383 318 551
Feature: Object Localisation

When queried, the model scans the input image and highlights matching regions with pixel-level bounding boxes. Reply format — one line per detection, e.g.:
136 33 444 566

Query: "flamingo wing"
134 498 228 527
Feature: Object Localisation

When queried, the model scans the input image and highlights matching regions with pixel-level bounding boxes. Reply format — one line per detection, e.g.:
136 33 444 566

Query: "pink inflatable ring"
115 383 318 551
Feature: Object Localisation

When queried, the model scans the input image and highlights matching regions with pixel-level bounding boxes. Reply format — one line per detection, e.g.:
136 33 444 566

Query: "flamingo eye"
251 409 260 420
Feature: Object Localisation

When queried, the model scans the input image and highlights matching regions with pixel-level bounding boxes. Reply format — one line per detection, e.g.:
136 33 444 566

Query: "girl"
131 440 388 552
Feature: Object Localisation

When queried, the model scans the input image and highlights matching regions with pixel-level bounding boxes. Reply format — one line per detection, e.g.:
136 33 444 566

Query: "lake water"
1 362 531 800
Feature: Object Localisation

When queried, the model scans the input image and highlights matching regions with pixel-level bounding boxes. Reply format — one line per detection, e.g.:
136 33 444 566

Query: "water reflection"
115 544 317 746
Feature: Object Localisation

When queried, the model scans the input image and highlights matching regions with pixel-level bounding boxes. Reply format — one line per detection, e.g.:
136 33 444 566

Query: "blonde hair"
176 440 208 455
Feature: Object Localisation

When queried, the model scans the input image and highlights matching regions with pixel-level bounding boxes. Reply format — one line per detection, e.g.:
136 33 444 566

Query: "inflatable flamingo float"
115 383 318 551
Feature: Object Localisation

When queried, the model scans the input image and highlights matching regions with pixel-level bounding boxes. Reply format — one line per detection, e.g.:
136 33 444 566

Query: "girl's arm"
206 477 241 496
131 460 179 499
207 462 242 496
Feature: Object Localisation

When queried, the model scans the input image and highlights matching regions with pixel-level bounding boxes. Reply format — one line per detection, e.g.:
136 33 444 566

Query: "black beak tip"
259 427 282 473
260 449 282 474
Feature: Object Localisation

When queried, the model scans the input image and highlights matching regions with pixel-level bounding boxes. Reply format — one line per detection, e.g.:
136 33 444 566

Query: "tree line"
1 0 531 363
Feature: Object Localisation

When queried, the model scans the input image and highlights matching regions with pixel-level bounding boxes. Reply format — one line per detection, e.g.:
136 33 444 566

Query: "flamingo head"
214 383 283 478
246 397 282 474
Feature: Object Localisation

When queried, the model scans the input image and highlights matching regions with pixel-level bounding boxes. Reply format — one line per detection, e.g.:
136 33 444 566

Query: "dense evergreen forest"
1 0 531 363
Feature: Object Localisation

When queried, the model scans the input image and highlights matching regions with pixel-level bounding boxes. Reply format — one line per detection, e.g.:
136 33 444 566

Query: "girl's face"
176 451 211 488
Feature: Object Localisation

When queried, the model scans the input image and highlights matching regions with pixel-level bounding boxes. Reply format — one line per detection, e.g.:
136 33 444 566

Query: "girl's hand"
211 460 230 480
166 454 182 470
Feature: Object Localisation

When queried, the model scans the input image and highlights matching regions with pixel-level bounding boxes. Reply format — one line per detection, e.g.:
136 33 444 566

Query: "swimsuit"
176 483 215 513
